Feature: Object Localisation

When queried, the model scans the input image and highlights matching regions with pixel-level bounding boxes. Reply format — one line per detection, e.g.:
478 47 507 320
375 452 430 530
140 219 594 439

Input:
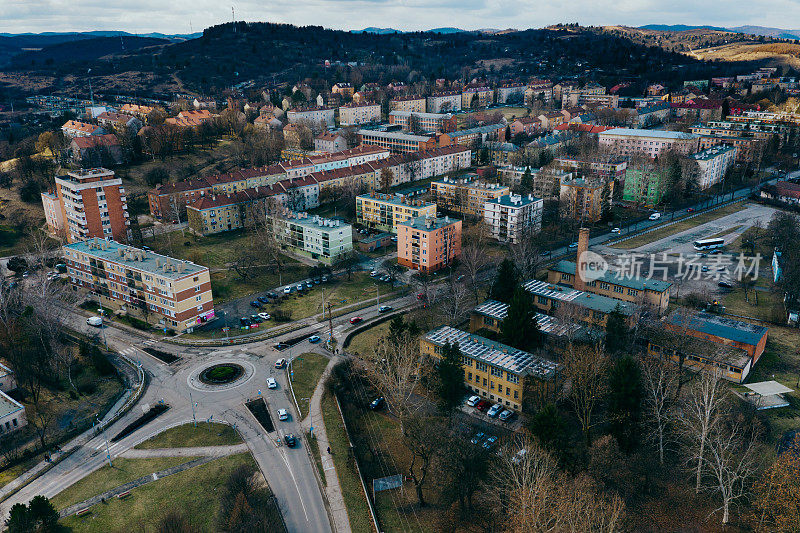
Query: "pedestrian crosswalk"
93 441 120 452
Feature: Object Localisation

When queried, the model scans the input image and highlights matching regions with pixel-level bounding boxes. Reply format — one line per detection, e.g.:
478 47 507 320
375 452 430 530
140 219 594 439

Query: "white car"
258 312 271 320
466 395 480 407
487 403 503 418
86 316 103 327
611 227 621 234
274 358 287 369
267 378 277 389
277 408 289 421
649 212 662 221
283 286 292 294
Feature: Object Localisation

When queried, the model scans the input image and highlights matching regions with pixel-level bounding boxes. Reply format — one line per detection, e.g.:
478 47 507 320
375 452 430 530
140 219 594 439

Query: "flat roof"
424 325 559 379
744 380 794 396
357 193 436 209
64 239 207 280
400 215 459 231
0 390 23 418
551 260 672 292
389 111 453 120
523 278 635 315
486 194 541 207
473 300 579 337
357 129 433 142
667 311 769 347
599 128 697 140
692 145 736 161
281 212 351 231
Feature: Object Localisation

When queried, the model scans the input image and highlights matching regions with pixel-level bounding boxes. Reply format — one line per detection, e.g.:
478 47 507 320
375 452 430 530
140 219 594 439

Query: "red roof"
775 181 800 200
553 124 612 134
71 134 120 149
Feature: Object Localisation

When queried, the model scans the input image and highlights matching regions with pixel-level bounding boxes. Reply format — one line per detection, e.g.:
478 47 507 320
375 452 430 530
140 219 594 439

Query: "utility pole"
96 415 112 467
190 391 197 427
327 302 334 342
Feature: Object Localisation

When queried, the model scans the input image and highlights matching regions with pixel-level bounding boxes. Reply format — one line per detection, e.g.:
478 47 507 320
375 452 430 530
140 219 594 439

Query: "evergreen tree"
529 402 567 454
604 303 629 354
500 286 542 350
27 495 59 531
607 355 643 453
520 167 533 193
490 259 519 303
436 342 464 414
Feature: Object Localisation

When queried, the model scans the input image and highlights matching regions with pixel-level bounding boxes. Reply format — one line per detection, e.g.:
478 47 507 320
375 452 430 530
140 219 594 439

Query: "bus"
693 237 725 251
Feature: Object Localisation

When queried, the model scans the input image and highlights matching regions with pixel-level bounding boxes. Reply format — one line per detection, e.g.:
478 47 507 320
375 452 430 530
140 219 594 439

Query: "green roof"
552 260 672 292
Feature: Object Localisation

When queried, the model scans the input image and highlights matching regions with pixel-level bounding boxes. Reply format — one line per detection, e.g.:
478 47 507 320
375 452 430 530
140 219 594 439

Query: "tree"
641 358 678 465
382 259 403 288
156 511 194 533
6 495 59 533
606 355 643 453
435 342 463 414
489 259 519 303
680 369 726 494
332 249 360 280
439 426 492 513
379 167 394 192
500 285 542 351
563 343 608 447
403 415 446 506
754 434 800 531
145 166 170 186
529 402 567 455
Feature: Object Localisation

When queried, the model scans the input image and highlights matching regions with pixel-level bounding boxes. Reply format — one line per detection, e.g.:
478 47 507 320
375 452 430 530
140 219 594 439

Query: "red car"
416 293 426 300
474 400 491 412
349 316 363 325
687 208 695 213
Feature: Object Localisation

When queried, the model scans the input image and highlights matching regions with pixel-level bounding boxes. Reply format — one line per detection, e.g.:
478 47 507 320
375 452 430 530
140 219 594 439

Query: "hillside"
1 22 710 98
9 36 169 69
690 42 800 69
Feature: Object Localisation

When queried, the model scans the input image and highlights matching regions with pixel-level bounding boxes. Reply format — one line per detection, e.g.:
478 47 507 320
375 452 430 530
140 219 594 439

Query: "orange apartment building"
46 168 130 243
397 215 462 272
390 96 426 113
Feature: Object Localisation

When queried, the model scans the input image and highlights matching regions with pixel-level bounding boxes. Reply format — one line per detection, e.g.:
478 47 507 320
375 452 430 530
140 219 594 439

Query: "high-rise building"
397 215 461 273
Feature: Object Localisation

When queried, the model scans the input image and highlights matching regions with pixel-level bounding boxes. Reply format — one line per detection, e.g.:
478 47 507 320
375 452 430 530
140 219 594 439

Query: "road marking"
277 446 310 522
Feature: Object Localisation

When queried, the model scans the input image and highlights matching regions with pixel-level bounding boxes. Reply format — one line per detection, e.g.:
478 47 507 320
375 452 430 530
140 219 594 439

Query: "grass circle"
199 363 244 385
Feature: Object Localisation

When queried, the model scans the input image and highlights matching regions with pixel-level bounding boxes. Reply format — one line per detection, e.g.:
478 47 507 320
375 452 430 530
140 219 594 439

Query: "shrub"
77 382 97 395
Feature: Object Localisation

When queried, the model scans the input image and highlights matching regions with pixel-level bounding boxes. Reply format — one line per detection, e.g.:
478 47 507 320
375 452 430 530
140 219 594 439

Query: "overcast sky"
3 0 800 34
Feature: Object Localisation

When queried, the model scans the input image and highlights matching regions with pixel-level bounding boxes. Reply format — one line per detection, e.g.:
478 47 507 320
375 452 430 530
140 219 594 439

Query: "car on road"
308 335 321 343
258 313 271 320
87 316 103 327
306 281 313 289
568 242 579 249
349 316 363 325
250 300 262 308
466 395 480 407
277 409 289 421
284 286 292 294
474 400 490 412
378 305 393 313
701 265 710 273
266 291 278 299
611 227 621 234
487 404 503 418
284 433 297 447
257 296 270 304
718 280 733 288
482 435 498 450
687 207 695 213
296 284 304 291
649 212 662 221
240 317 252 327
274 342 289 350
370 271 379 277
274 358 287 368
370 397 385 410
470 432 485 445
267 378 277 389
498 410 515 422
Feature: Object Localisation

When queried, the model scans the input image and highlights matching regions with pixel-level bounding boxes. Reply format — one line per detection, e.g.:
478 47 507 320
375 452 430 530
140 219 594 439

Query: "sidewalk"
119 443 249 458
302 356 351 533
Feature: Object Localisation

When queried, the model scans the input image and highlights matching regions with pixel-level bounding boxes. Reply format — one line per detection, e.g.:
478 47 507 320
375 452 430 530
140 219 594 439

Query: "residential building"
637 102 671 126
554 157 627 181
689 145 737 189
430 176 509 218
390 96 426 113
524 80 554 106
286 106 335 131
165 109 215 128
96 112 142 133
469 300 577 341
331 83 354 98
598 128 699 158
185 186 287 235
761 181 800 206
338 103 381 126
357 129 442 154
283 123 301 148
696 134 764 164
523 278 637 328
622 165 669 206
397 215 462 272
388 111 456 133
41 191 64 236
647 84 666 96
51 168 130 243
0 364 16 393
509 117 538 137
426 91 462 113
119 103 158 121
483 141 520 166
193 97 217 110
559 177 612 223
444 123 506 147
64 239 214 332
420 325 559 412
268 210 353 264
61 120 105 138
496 83 526 104
0 390 26 435
671 100 723 122
355 193 437 233
314 131 348 153
68 134 123 166
484 193 543 244
462 86 494 108
562 85 616 108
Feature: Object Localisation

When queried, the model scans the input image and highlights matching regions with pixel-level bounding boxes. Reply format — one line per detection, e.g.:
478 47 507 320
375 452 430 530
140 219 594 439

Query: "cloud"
2 0 800 34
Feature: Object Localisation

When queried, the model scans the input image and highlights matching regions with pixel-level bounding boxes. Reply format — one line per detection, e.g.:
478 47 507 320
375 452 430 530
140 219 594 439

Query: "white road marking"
277 445 310 522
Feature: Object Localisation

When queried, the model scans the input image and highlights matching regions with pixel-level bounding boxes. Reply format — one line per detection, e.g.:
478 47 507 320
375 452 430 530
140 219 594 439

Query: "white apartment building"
690 145 737 190
338 103 381 126
390 96 426 113
268 211 353 264
598 128 699 159
496 83 527 104
286 107 336 130
484 194 543 244
426 92 462 113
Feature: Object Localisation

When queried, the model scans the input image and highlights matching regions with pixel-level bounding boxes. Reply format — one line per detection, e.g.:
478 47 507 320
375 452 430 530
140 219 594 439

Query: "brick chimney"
574 227 590 292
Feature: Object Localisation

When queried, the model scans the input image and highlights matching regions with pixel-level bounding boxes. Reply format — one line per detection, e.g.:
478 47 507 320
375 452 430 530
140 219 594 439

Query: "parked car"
284 433 297 447
369 397 385 410
370 271 379 277
482 435 498 450
296 284 304 291
718 280 733 288
267 378 277 389
277 409 289 421
378 305 393 313
266 291 278 299
466 395 480 407
487 404 503 418
321 275 329 282
380 275 391 283
250 300 262 308
611 227 621 234
349 316 363 325
257 296 270 304
274 341 289 350
498 410 515 421
687 207 695 213
258 313 271 320
250 314 263 323
274 358 287 368
239 317 252 327
308 335 321 343
568 242 579 249
305 281 314 289
87 316 103 327
470 432 486 445
649 212 662 221
474 400 491 412
284 286 292 294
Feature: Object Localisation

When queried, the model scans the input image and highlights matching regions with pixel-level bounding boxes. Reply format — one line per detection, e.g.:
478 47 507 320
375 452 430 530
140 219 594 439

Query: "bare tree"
641 358 679 464
680 368 726 494
440 275 470 325
402 415 446 506
509 226 544 281
459 224 492 302
563 343 608 447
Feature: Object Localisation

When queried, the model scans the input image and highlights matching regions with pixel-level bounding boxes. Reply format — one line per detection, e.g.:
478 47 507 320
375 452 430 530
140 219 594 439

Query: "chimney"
574 227 590 292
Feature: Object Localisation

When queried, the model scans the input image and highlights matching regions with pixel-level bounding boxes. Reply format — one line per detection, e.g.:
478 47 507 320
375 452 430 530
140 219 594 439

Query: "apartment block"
64 239 214 333
553 157 627 181
598 128 699 158
426 91 462 113
388 111 456 133
420 326 558 412
523 278 637 328
484 193 543 244
496 83 526 104
690 145 737 189
390 96 426 113
499 166 571 199
559 177 612 223
185 186 288 235
50 168 129 243
357 130 442 154
61 120 105 138
331 83 354 98
696 134 763 164
338 103 381 126
430 176 509 218
524 80 554 106
267 210 353 264
462 86 494 108
622 166 668 207
356 193 437 233
314 131 347 153
41 191 64 236
397 215 462 273
286 106 335 130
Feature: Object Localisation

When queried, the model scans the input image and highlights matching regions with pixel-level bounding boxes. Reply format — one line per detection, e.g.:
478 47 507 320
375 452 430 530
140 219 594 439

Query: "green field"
290 353 330 418
134 423 242 449
61 453 256 532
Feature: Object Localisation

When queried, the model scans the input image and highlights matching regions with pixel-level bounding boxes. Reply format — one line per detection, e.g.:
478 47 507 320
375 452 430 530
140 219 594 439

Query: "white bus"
693 237 725 251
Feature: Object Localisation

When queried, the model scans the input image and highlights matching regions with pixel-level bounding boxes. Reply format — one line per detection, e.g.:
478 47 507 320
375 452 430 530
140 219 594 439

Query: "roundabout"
187 360 256 392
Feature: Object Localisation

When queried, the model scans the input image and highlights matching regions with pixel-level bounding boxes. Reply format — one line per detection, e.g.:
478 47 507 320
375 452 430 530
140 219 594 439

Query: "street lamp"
95 414 112 467
97 307 108 349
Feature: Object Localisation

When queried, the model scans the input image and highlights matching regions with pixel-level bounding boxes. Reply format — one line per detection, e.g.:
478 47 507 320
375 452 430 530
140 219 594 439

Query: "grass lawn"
51 456 193 510
722 287 785 323
290 353 330 418
321 391 375 533
347 322 391 358
617 202 746 249
134 422 242 449
61 453 256 532
306 430 326 486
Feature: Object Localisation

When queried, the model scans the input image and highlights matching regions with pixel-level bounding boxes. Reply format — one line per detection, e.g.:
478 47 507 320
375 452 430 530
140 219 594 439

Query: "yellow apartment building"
355 193 437 233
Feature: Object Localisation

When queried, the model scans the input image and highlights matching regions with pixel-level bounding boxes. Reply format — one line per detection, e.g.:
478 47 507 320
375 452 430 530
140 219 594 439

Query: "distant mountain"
8 36 168 69
427 27 467 34
639 24 728 32
727 25 800 39
353 27 402 35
